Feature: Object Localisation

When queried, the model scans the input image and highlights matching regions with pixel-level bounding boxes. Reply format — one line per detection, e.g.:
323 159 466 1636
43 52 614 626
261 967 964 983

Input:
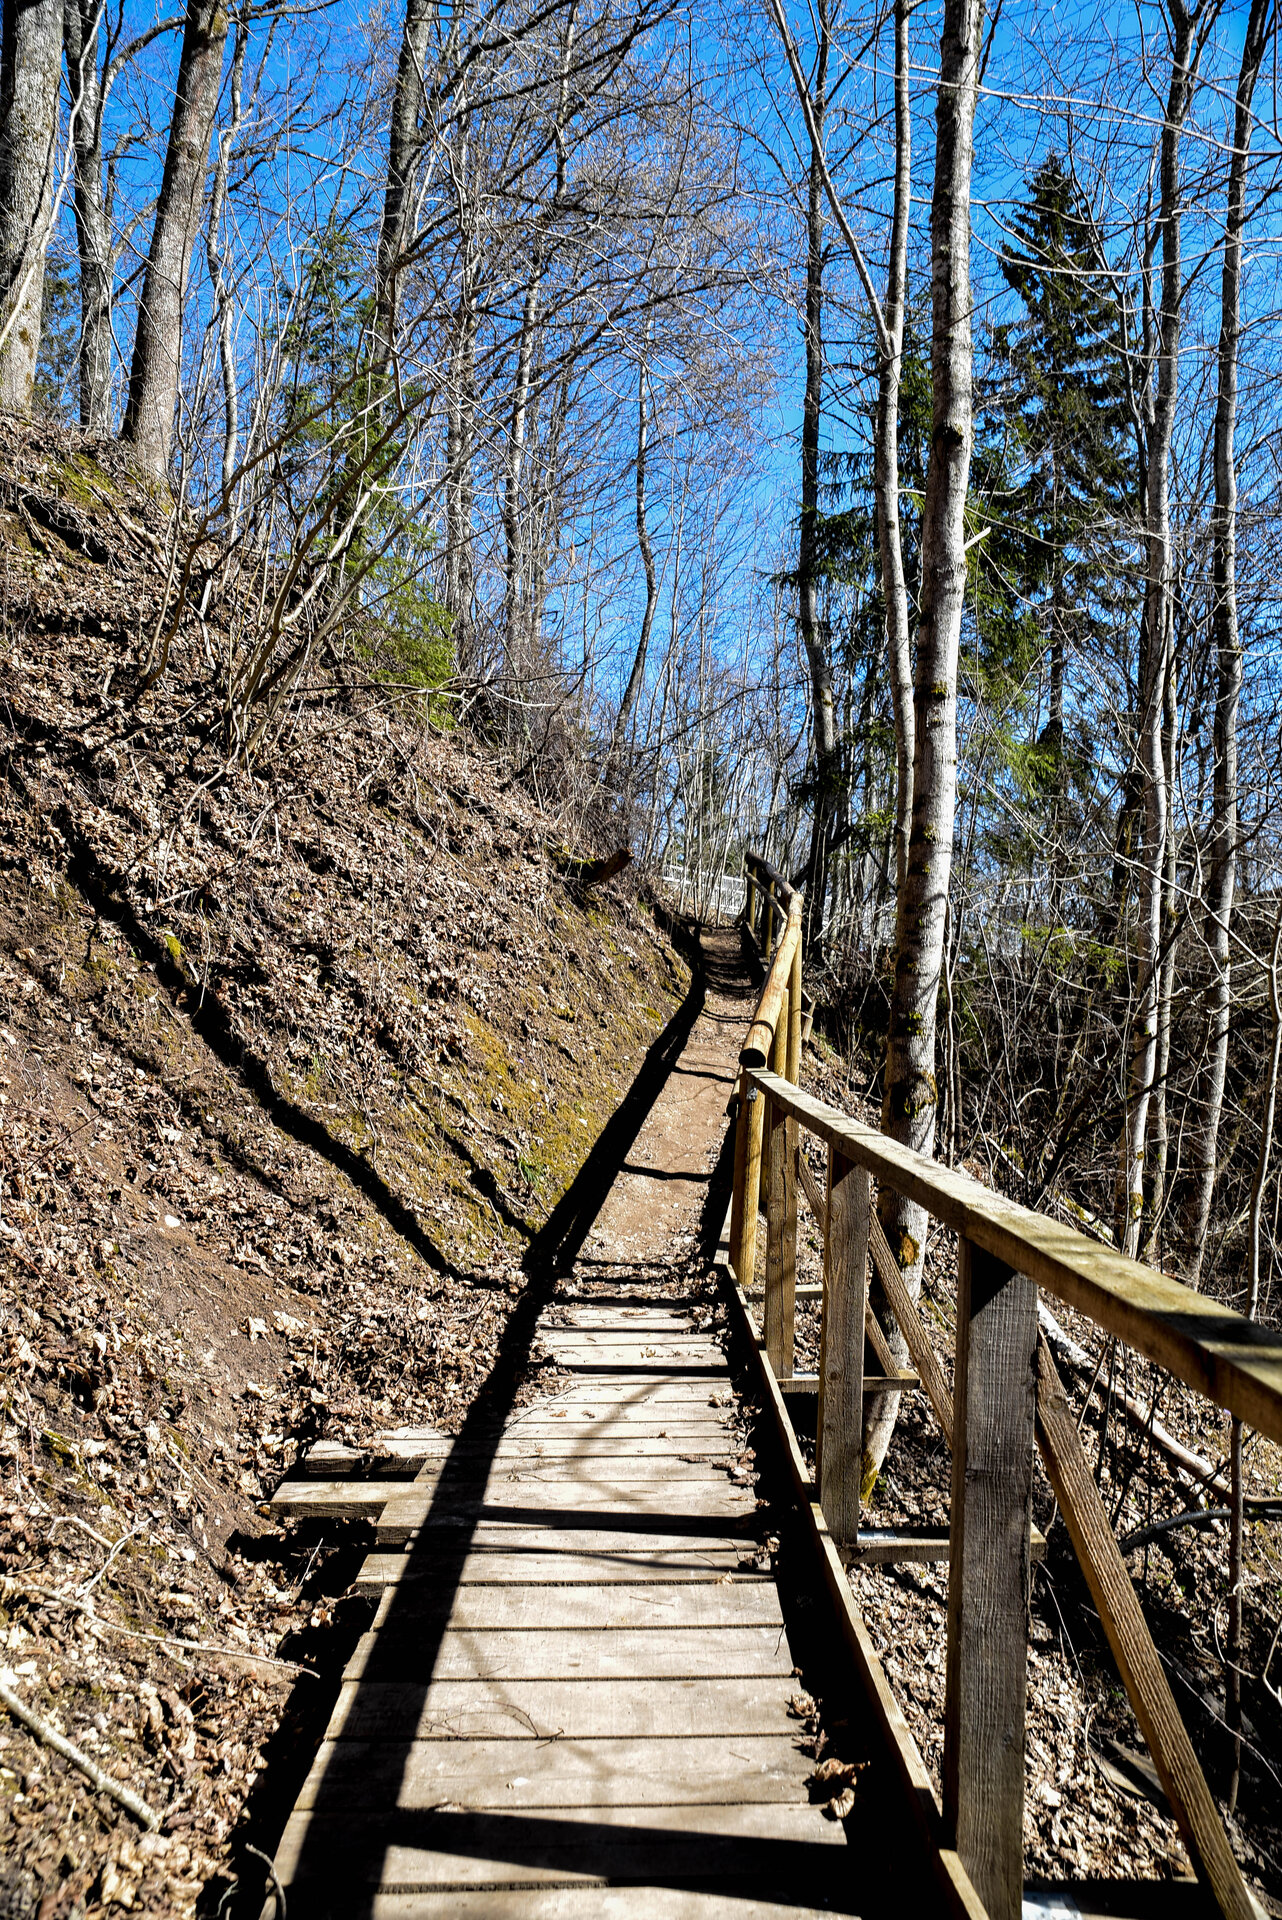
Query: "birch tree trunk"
1183 0 1270 1285
797 0 834 950
877 0 914 898
63 0 112 433
1119 0 1202 1258
0 0 63 415
205 10 247 492
867 0 984 1483
121 0 229 480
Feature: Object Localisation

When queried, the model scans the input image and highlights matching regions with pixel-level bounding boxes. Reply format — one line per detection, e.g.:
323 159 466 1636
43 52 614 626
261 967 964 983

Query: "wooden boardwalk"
264 940 856 1917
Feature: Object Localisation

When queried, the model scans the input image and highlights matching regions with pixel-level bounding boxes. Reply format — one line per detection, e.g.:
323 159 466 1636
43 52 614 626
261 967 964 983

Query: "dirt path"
580 926 753 1263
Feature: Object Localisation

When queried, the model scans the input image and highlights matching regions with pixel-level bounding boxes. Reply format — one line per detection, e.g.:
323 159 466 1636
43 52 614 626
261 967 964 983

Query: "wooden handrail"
743 848 800 909
740 903 801 1067
747 1066 1282 1447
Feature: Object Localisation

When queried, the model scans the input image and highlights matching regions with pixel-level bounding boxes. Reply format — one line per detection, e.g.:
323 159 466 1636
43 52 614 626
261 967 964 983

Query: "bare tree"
1118 0 1219 1259
868 0 984 1478
1182 0 1272 1283
0 0 63 413
121 0 230 479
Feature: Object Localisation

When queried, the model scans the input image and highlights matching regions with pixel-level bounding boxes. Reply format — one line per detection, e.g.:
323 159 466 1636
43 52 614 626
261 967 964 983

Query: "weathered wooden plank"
326 1676 813 1742
376 1480 757 1546
273 1803 846 1898
817 1149 868 1544
345 1891 848 1919
271 1478 421 1518
366 1582 785 1633
342 1624 797 1683
942 1238 1037 1920
1035 1339 1260 1920
356 1549 764 1593
290 1732 811 1812
751 1066 1282 1446
481 1458 750 1483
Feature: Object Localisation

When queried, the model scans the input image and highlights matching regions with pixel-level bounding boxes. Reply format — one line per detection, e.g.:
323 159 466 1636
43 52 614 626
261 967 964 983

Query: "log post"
787 932 803 1083
817 1147 868 1541
763 1005 797 1377
745 867 757 943
730 1074 765 1288
942 1237 1037 1920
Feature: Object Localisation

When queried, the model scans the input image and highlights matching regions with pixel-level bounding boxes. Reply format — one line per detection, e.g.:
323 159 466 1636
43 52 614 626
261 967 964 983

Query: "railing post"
730 1072 765 1287
817 1147 867 1542
763 1000 797 1377
787 931 802 1083
745 867 757 944
943 1237 1037 1920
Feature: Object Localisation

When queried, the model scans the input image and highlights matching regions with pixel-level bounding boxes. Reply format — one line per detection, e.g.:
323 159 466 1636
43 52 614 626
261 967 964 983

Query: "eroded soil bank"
0 418 689 1916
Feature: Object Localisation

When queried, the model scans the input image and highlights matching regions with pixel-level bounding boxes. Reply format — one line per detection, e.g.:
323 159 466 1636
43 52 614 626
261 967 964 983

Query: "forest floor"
0 418 690 1916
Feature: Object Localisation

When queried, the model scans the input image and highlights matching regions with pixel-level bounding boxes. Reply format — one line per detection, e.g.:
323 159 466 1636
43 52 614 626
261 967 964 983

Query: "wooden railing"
725 850 1279 1920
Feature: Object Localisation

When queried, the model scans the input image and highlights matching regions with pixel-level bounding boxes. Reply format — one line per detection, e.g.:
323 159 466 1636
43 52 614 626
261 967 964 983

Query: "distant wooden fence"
723 849 1277 1920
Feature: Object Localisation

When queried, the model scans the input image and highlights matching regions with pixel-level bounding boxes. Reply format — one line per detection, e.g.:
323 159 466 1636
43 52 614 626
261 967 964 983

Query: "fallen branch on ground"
0 1675 161 1829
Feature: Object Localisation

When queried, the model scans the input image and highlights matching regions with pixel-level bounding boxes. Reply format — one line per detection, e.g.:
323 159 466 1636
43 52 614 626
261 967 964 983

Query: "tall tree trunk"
0 0 63 415
504 271 542 678
797 1 834 950
205 8 246 492
63 0 112 432
121 0 229 481
877 0 913 899
867 0 984 1484
445 254 478 675
1119 1 1200 1258
371 0 434 391
612 354 658 757
1183 0 1270 1285
1143 627 1180 1262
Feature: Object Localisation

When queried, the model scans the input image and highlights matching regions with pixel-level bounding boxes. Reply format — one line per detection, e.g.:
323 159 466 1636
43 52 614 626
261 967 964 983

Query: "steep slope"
0 418 689 1916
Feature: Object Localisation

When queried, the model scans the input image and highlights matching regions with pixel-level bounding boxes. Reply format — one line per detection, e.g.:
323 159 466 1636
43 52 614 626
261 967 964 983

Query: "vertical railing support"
943 1237 1037 1920
817 1148 868 1540
763 1000 797 1376
787 932 802 1083
745 866 757 946
730 1073 764 1287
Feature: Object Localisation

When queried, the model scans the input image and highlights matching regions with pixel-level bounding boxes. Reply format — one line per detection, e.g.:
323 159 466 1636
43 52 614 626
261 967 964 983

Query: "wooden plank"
750 1066 1282 1446
326 1890 851 1920
342 1624 797 1683
1035 1338 1260 1920
817 1150 868 1543
481 1458 750 1483
290 1732 811 1811
864 1302 898 1374
367 1582 785 1633
376 1479 757 1544
272 1802 846 1896
869 1209 956 1446
326 1676 814 1742
942 1238 1037 1920
356 1549 765 1593
762 1096 797 1379
270 1478 420 1518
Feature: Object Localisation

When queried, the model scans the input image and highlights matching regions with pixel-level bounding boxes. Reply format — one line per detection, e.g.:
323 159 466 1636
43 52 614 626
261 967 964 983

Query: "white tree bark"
0 0 63 414
1183 0 1270 1284
868 0 984 1481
